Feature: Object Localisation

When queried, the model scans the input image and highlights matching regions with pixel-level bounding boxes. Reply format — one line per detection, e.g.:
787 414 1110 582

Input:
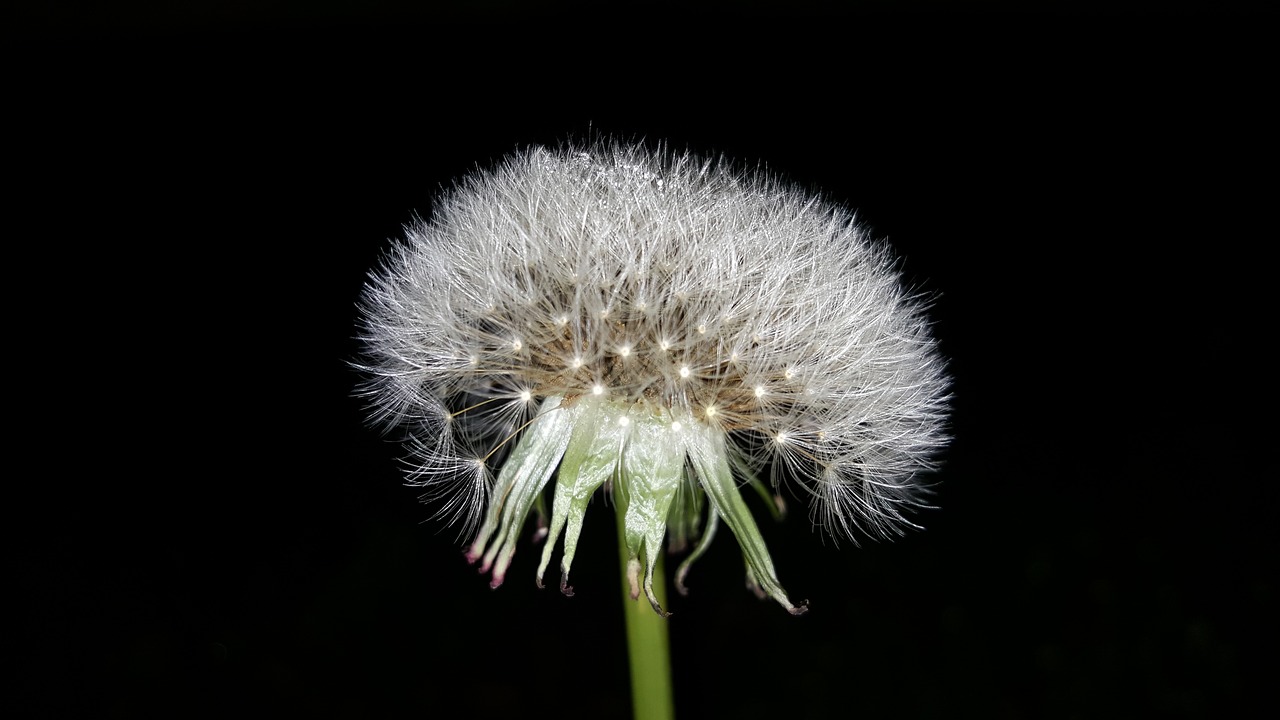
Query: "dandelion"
357 140 950 618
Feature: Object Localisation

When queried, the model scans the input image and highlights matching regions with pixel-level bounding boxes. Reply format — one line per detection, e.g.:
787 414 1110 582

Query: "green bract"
466 395 805 616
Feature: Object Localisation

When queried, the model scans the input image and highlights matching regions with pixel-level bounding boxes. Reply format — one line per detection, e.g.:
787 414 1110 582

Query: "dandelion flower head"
358 140 950 615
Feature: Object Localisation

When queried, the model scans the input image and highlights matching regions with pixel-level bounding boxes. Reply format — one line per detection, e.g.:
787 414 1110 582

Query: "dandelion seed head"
357 139 950 614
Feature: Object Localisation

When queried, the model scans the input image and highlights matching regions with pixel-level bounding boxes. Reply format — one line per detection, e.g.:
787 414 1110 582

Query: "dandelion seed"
356 140 950 616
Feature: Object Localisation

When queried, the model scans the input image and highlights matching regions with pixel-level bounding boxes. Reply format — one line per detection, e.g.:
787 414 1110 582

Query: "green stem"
618 506 675 720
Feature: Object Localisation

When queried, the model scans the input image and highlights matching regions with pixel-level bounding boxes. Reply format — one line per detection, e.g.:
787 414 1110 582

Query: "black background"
13 6 1276 718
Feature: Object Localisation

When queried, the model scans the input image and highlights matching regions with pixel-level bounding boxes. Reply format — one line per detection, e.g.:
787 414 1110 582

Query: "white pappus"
357 140 950 616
